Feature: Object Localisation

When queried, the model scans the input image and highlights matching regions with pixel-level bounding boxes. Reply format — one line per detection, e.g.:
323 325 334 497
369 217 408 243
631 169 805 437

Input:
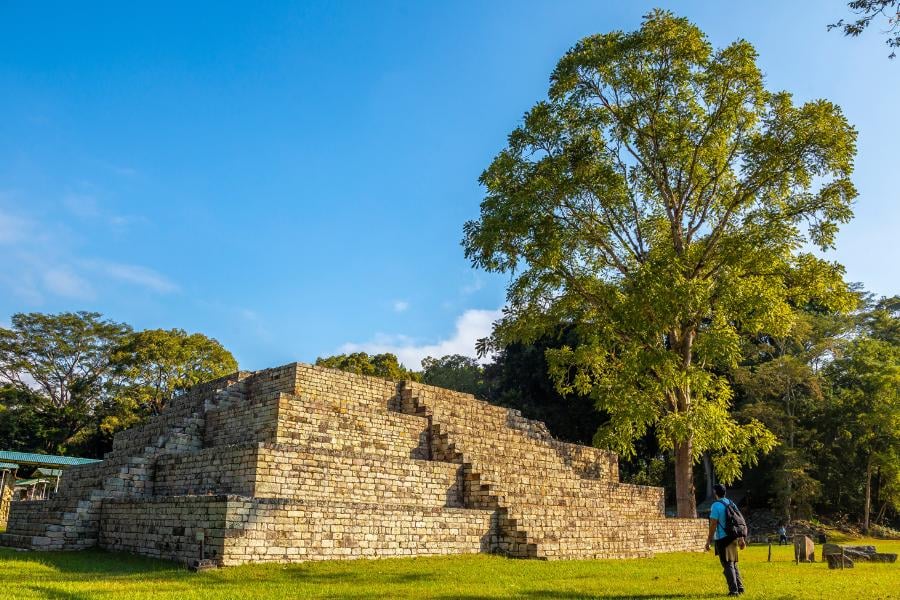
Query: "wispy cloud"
0 204 178 303
42 267 95 300
81 260 179 294
62 193 141 230
461 276 484 295
0 209 31 245
392 300 410 313
339 308 501 369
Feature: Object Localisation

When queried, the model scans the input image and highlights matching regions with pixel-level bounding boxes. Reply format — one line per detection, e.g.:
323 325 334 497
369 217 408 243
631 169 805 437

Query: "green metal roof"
14 478 50 486
35 468 63 477
0 451 101 468
0 462 19 470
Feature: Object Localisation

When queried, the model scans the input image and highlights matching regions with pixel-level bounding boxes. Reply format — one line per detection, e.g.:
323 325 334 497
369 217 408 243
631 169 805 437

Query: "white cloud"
0 204 178 302
82 260 179 294
62 193 102 219
42 267 95 300
0 209 30 245
340 308 501 369
392 300 410 313
62 193 140 230
461 276 484 295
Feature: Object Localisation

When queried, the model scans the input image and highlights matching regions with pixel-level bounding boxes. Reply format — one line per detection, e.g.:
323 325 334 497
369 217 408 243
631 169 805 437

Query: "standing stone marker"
0 362 708 566
794 535 815 563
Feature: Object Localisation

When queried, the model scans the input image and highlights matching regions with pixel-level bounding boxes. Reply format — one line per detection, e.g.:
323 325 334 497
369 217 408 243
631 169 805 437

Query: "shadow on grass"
0 550 185 576
438 595 721 600
25 586 96 600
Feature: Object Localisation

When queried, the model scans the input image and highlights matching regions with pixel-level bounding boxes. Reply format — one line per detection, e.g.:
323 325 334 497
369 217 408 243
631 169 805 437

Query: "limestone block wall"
274 393 429 459
203 392 280 447
220 497 496 565
2 362 707 564
153 446 258 497
100 496 228 563
252 444 463 507
400 380 707 559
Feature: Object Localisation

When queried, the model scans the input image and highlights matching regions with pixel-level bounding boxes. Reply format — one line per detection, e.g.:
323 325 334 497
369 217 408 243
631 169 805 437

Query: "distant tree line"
0 311 237 457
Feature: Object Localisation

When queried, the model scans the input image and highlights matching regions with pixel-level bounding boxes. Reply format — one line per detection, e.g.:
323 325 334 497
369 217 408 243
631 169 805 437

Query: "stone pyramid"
0 363 705 565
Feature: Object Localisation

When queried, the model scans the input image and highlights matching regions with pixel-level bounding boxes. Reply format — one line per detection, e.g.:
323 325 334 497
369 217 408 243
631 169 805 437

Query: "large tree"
110 328 238 416
464 11 857 516
421 354 486 398
0 311 132 451
315 352 421 382
821 297 900 531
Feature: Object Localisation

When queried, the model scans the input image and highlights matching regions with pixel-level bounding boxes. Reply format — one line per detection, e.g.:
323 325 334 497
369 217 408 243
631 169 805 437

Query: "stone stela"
0 363 706 565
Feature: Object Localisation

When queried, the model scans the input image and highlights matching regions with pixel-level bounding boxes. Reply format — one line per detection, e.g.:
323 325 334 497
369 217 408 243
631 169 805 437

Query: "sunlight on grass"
1 539 897 599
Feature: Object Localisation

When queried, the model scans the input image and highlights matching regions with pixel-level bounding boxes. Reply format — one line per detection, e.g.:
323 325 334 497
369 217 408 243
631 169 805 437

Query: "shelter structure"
0 363 706 565
0 452 101 527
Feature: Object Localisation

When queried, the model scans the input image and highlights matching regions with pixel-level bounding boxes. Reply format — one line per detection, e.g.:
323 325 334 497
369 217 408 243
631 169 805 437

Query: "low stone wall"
100 496 228 563
153 446 258 496
220 497 496 565
254 444 463 506
275 392 429 459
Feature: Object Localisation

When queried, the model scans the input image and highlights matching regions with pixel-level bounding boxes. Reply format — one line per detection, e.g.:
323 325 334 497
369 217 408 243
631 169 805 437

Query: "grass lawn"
0 537 897 599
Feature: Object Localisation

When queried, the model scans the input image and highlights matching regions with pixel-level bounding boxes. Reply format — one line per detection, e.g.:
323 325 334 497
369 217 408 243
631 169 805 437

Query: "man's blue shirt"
710 498 733 540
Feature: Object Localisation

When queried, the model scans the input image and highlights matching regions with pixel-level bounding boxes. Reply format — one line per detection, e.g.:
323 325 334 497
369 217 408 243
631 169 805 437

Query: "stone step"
0 532 35 549
153 443 465 508
273 393 430 459
98 495 500 565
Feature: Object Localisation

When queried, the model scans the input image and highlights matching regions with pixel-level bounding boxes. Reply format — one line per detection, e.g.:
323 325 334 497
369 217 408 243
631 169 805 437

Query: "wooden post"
768 541 772 562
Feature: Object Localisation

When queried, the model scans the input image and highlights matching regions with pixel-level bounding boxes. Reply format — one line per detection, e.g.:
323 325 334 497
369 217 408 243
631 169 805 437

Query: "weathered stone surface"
0 362 707 565
794 535 815 562
823 543 898 563
826 553 854 569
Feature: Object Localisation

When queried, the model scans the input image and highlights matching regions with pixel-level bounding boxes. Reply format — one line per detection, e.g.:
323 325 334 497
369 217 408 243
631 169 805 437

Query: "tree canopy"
111 328 237 415
315 352 421 382
830 0 900 58
0 312 238 456
464 10 857 516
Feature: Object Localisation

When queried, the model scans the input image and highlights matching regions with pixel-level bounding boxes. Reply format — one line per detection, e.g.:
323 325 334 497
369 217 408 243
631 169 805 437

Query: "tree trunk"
864 455 872 534
675 438 697 518
702 452 715 501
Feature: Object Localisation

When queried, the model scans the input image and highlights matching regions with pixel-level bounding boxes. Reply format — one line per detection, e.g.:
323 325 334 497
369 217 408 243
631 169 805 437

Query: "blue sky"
1 1 897 370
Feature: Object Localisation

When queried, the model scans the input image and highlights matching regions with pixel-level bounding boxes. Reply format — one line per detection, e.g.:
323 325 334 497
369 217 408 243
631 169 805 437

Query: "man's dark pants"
715 538 744 594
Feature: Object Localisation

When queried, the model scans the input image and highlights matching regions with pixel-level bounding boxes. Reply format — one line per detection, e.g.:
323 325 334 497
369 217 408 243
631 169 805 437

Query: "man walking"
705 484 746 596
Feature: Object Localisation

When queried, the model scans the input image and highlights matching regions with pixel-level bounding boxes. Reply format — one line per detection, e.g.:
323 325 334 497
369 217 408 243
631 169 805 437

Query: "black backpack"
716 499 748 540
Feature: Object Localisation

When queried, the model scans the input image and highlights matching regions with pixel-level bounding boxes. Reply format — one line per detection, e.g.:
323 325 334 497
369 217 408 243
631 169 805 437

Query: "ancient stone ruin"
0 363 706 565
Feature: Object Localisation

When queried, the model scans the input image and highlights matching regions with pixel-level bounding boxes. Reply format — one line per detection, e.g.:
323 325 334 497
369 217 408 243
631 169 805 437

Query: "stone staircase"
397 380 708 559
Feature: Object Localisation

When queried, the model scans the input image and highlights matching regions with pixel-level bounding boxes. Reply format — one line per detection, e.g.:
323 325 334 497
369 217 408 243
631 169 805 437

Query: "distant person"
778 524 788 545
705 484 746 596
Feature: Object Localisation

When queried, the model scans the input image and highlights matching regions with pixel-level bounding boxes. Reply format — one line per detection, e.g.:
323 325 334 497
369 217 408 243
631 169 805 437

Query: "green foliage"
421 354 486 398
315 352 421 382
0 312 131 451
830 0 900 58
0 312 239 457
464 10 858 514
110 329 238 416
482 330 605 446
821 299 900 526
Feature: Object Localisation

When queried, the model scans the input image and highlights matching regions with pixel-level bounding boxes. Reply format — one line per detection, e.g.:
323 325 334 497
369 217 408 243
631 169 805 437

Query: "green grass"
1 539 897 599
